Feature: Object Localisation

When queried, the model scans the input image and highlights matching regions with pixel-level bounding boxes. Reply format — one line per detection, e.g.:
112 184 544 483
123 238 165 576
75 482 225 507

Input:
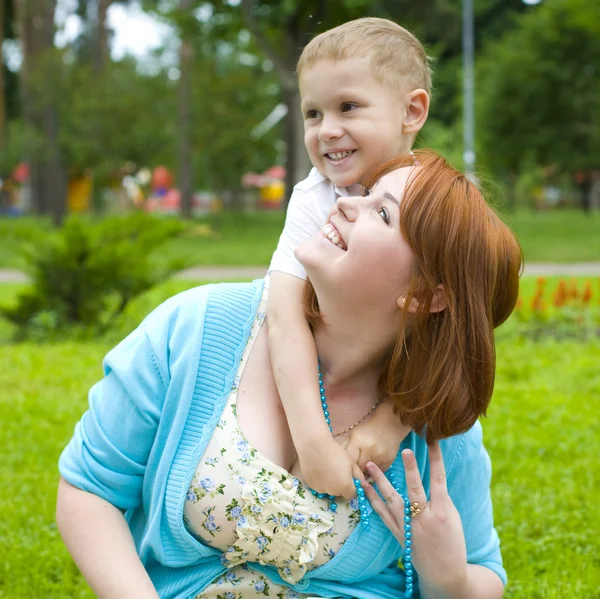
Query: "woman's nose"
335 195 362 221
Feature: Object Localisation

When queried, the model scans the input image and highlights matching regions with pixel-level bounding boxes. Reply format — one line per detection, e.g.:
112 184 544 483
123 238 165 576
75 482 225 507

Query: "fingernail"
365 462 376 471
402 449 413 460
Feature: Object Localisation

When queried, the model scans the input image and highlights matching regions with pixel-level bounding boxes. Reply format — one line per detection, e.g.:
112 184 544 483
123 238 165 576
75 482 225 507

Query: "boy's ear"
402 89 430 136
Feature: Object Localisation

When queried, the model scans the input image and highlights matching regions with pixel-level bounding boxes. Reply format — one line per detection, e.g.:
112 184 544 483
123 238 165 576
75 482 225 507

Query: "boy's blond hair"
297 17 432 95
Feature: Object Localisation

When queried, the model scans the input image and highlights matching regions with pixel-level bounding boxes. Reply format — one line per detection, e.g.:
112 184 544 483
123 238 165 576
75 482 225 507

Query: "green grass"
488 338 600 597
1 209 599 270
0 278 599 597
501 210 600 263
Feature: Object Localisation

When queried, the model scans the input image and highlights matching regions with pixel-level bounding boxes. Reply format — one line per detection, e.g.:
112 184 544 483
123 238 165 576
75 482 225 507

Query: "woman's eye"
378 206 390 225
341 102 358 112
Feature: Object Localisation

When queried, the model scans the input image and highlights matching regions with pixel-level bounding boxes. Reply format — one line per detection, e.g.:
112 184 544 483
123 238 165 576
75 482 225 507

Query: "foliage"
0 281 598 596
1 213 187 340
478 0 600 175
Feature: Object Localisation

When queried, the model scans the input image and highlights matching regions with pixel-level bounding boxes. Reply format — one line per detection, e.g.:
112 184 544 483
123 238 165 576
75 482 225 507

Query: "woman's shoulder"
141 280 264 345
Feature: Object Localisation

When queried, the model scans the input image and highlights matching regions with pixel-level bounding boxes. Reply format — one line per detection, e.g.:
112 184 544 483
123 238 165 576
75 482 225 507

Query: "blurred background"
0 1 599 598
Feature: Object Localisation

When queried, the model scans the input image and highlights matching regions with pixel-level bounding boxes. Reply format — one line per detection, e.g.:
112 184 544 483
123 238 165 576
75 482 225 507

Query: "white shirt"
269 168 360 280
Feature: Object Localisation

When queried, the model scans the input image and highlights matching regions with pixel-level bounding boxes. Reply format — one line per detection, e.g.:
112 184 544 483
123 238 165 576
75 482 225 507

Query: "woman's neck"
312 302 399 396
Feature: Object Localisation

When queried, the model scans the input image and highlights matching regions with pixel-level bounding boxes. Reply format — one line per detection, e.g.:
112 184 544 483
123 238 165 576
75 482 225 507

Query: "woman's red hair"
304 150 523 442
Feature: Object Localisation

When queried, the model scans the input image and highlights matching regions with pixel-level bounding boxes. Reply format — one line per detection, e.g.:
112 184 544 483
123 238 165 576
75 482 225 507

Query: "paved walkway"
1 263 600 284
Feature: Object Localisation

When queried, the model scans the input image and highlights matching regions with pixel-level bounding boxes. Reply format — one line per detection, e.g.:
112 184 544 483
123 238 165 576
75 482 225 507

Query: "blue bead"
322 403 328 410
404 523 411 531
405 567 413 576
404 507 411 515
405 531 412 540
405 591 412 598
404 515 411 523
311 489 318 496
405 539 412 547
317 493 326 499
330 502 337 511
354 479 361 487
406 576 413 584
321 395 326 401
326 418 331 424
405 547 412 555
323 410 329 417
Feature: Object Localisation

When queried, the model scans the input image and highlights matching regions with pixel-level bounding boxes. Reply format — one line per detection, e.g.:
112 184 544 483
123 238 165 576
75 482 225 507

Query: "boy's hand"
298 434 363 500
342 401 410 472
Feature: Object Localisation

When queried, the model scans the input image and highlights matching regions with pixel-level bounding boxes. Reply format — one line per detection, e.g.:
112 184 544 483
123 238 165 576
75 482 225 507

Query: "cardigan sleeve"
446 423 507 586
59 314 170 510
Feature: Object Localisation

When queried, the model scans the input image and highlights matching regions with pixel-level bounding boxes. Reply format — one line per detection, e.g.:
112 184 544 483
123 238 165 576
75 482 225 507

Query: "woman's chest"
235 324 301 474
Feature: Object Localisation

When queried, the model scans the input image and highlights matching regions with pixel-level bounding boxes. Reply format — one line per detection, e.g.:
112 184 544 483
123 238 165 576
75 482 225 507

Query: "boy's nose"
318 116 343 141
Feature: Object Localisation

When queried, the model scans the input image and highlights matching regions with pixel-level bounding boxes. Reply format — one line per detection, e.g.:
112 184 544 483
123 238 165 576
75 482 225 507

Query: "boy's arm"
268 271 359 499
343 400 410 472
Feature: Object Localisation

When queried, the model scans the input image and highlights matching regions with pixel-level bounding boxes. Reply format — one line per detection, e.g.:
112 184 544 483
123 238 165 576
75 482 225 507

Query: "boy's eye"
378 206 390 225
305 109 320 119
341 102 358 112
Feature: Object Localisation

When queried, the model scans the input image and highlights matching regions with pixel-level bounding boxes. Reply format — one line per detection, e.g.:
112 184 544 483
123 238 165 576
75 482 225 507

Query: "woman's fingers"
402 449 429 508
362 464 402 536
427 442 448 503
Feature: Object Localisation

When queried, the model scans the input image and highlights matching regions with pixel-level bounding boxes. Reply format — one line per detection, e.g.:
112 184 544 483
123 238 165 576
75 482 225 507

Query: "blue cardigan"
59 280 506 599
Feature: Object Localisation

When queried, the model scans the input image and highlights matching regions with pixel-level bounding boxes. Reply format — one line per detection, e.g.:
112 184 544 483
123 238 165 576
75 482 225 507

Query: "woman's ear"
397 285 447 314
429 285 447 314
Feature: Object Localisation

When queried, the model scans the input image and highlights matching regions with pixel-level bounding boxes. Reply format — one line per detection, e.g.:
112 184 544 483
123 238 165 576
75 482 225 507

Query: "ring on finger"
410 501 427 518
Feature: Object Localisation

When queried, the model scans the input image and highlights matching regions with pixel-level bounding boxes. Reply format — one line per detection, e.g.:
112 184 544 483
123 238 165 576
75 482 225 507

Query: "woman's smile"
321 222 347 250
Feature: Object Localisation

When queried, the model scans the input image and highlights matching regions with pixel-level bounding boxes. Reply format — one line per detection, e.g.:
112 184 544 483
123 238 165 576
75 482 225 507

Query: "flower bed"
509 277 600 340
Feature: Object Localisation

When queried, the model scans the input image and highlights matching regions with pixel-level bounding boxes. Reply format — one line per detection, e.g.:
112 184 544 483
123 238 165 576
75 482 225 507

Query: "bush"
2 213 186 340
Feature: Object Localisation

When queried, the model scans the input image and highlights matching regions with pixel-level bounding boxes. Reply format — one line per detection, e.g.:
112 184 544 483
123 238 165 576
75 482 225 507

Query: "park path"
1 263 600 283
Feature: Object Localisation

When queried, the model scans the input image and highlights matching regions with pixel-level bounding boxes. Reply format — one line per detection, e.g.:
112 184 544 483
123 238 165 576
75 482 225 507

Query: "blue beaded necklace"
313 362 415 598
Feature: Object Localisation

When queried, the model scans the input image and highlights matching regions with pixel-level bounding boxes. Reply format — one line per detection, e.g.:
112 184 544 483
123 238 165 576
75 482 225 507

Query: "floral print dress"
184 293 360 598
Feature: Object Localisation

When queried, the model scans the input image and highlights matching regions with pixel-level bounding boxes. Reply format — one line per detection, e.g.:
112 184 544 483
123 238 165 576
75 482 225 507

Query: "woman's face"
296 167 416 308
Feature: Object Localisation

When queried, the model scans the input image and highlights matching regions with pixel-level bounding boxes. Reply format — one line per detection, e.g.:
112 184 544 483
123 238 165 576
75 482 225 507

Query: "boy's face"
300 57 413 188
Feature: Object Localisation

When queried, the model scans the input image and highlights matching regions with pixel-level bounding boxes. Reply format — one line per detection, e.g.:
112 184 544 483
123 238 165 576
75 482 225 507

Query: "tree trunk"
96 0 112 73
177 0 194 220
282 85 311 206
15 0 66 223
0 0 6 148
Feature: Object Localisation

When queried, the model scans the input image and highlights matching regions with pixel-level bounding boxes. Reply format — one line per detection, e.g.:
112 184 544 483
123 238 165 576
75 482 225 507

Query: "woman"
56 150 522 599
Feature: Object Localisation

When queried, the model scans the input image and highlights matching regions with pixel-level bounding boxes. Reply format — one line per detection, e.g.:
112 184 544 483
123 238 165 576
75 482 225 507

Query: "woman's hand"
364 444 469 598
342 401 410 471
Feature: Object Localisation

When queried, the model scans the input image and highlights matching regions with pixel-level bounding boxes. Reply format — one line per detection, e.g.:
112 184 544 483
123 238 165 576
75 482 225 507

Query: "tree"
14 0 67 225
175 0 195 219
478 0 600 209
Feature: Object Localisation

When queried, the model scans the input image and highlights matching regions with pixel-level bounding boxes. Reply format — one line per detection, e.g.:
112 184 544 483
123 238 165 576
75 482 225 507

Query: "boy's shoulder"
293 167 336 196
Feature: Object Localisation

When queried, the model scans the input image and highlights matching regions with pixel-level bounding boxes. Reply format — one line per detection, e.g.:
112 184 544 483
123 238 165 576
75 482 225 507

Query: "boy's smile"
299 57 414 189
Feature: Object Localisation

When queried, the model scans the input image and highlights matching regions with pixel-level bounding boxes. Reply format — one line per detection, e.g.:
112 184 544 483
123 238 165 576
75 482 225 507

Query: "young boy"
268 17 431 499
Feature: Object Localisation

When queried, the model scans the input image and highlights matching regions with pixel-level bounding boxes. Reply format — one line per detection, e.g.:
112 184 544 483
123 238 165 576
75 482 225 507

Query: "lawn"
1 209 599 271
0 277 599 597
501 209 600 263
